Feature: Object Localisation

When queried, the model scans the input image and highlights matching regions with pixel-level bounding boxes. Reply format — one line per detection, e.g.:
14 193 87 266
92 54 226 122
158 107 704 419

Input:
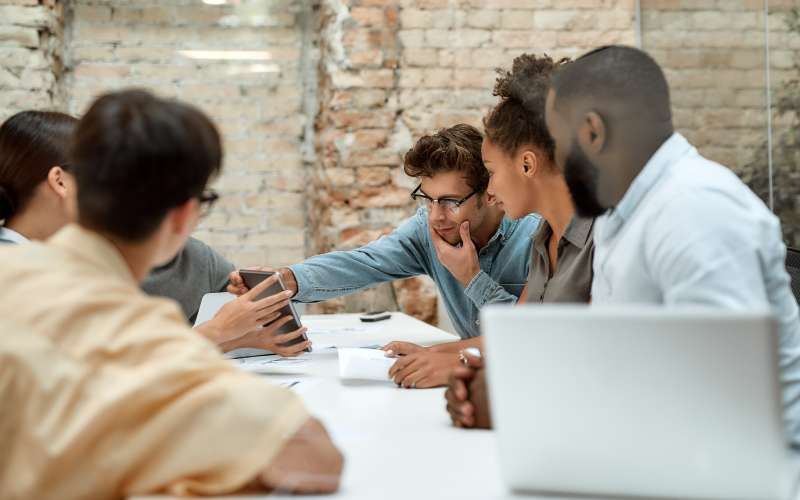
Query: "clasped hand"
380 341 461 389
429 220 481 288
445 352 491 429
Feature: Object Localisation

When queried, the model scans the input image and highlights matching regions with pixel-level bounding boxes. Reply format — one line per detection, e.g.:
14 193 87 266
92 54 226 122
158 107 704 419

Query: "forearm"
464 270 520 309
288 251 421 303
429 336 483 354
193 320 225 347
278 267 298 294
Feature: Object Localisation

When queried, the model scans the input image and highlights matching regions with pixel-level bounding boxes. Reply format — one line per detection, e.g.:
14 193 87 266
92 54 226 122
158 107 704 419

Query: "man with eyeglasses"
229 124 540 388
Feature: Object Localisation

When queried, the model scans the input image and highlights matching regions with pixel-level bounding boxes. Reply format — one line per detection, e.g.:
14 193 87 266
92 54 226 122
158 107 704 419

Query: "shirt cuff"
286 264 314 302
463 270 501 309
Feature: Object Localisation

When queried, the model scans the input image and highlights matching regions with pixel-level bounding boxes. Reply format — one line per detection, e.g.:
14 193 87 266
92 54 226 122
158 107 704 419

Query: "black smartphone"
239 269 311 353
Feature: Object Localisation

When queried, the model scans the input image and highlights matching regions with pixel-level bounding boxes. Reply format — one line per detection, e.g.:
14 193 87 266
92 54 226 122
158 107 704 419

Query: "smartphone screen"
239 270 311 353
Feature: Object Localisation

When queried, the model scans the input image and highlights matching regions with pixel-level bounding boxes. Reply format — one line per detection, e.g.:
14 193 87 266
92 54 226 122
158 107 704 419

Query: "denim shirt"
289 209 540 339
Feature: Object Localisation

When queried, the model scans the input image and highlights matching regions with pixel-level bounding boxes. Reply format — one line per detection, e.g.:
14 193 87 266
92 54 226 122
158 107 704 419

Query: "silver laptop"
481 305 790 500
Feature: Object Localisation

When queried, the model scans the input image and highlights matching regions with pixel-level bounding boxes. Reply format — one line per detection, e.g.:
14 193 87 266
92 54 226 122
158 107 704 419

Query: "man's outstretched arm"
229 215 430 302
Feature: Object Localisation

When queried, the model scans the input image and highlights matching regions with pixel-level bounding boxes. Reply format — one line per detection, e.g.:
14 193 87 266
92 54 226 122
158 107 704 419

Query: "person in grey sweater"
141 236 234 324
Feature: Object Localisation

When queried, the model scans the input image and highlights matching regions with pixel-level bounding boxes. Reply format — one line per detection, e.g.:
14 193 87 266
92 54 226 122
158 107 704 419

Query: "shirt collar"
491 215 519 246
47 224 138 286
0 226 30 244
530 212 594 250
603 132 693 237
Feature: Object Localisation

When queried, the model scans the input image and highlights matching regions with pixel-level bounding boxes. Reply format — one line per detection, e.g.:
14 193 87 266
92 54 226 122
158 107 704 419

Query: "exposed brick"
405 48 438 66
135 64 196 79
357 166 393 186
500 10 534 29
342 28 396 47
174 7 229 25
73 65 131 79
350 49 384 66
0 26 39 47
118 7 172 24
73 26 132 42
466 10 501 29
351 7 386 26
0 47 29 66
339 226 394 246
246 193 304 210
344 148 399 167
353 129 387 148
181 83 240 99
349 187 410 208
330 109 396 128
73 5 111 23
4 6 52 27
73 46 116 62
246 158 303 172
247 231 305 248
118 46 174 61
135 26 194 42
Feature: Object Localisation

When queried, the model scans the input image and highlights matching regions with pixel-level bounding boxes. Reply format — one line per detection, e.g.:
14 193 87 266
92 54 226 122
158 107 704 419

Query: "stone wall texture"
7 0 799 322
308 0 635 321
68 0 314 269
641 0 797 175
0 0 66 120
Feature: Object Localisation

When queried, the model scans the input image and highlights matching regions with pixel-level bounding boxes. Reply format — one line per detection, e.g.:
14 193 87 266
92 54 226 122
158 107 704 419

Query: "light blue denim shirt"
592 132 800 447
289 208 540 339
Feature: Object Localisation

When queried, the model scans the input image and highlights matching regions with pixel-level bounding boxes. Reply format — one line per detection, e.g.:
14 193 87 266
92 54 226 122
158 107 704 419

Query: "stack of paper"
338 348 397 381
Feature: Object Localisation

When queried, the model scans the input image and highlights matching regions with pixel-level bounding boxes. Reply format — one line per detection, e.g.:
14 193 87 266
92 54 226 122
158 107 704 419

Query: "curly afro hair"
483 53 571 163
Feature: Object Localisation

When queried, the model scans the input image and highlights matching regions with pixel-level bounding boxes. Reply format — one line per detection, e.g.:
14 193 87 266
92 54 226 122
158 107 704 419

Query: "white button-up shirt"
0 226 29 244
592 132 800 446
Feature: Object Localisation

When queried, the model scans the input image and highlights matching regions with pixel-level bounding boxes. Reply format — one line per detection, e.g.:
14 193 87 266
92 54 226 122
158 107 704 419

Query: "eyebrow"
419 189 463 199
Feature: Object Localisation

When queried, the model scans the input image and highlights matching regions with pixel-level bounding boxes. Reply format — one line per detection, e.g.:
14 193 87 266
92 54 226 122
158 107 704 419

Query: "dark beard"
563 140 607 218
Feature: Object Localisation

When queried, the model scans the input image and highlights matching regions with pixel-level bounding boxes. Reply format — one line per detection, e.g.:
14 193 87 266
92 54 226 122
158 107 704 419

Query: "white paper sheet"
306 325 383 335
338 348 397 381
263 377 324 394
313 342 385 352
229 354 334 371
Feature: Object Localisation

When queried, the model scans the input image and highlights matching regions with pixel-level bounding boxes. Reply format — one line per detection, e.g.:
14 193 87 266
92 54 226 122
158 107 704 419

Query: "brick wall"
308 0 635 321
68 0 315 269
0 0 66 120
641 0 800 174
20 0 797 322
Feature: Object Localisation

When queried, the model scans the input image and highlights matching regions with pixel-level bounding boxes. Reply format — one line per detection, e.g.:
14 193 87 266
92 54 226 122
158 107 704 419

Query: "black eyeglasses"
410 184 485 216
199 189 218 217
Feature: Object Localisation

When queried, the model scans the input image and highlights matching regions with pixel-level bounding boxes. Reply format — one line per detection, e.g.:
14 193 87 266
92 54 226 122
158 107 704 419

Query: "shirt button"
475 319 480 326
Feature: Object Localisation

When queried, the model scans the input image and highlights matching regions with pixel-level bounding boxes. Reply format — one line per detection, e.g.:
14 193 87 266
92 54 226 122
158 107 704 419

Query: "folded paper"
338 348 398 381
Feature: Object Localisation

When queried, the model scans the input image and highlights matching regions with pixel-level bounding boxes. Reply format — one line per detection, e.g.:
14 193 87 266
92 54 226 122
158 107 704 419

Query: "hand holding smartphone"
239 269 312 353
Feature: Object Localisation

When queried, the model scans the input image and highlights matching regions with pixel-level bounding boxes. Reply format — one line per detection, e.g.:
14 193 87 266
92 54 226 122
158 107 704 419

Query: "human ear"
520 150 538 179
46 167 69 199
169 198 200 237
581 111 606 154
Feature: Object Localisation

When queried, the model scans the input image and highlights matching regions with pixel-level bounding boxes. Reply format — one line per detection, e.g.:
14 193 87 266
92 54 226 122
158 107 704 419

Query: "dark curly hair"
483 53 571 163
404 124 488 190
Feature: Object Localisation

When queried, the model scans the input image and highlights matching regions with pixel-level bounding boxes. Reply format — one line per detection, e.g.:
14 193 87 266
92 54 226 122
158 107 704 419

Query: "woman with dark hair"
446 53 596 429
0 107 308 357
483 53 594 305
0 111 79 243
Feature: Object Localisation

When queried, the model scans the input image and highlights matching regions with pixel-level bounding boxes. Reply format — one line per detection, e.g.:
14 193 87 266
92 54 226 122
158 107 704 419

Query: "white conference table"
134 312 538 500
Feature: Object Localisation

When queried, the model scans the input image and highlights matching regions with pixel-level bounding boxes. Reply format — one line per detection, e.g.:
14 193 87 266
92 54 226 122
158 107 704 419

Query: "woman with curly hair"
483 53 594 305
446 53 596 429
